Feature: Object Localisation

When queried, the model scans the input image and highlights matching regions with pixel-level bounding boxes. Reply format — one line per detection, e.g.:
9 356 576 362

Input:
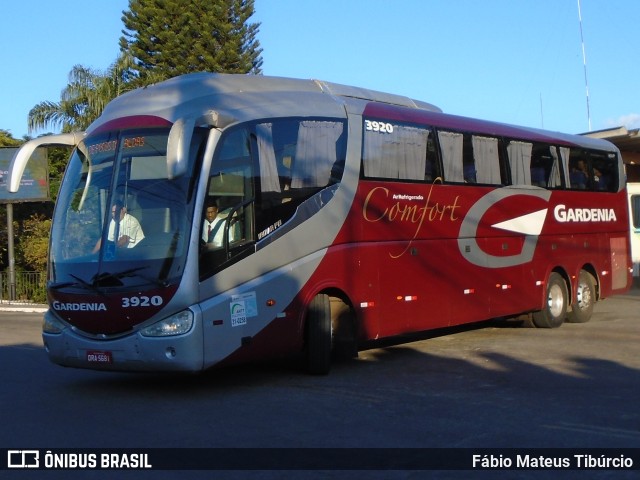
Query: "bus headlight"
43 314 65 334
140 310 194 337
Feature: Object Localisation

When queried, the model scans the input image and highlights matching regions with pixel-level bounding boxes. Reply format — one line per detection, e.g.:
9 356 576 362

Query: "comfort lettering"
362 182 461 258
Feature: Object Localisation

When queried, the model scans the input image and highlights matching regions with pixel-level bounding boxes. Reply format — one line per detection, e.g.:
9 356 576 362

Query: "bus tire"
331 297 358 361
306 294 332 375
532 272 567 328
567 270 596 323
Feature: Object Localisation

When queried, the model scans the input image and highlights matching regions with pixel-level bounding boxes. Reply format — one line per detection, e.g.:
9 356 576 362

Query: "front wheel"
567 270 596 323
532 272 568 328
306 294 332 375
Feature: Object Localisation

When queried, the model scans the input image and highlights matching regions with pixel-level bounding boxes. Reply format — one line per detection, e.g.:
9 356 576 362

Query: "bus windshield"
49 128 204 290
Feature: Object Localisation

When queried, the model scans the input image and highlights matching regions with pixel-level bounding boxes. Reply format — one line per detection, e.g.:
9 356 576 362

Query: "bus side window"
199 126 256 278
290 121 344 187
530 143 564 188
567 150 618 192
471 135 501 185
589 152 617 192
544 146 565 189
507 140 533 185
530 145 547 187
424 134 441 182
568 150 588 189
254 119 346 242
438 131 464 182
440 132 503 185
362 120 431 181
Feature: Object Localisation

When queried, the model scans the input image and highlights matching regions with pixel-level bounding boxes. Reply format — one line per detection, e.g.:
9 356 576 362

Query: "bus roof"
88 72 618 154
364 102 619 153
88 72 441 133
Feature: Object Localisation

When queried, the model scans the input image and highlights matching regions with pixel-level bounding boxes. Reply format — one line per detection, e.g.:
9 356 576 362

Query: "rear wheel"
532 272 568 328
306 294 332 375
567 270 596 323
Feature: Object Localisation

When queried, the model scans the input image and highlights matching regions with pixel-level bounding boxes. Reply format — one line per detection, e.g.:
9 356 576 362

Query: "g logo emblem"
458 188 551 268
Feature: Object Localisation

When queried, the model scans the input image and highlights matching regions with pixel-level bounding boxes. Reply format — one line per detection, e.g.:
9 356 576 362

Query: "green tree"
17 214 51 272
0 129 22 147
28 54 136 134
47 145 72 201
120 0 263 84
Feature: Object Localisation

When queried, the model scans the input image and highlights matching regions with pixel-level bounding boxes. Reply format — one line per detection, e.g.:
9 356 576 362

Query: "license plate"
86 350 113 364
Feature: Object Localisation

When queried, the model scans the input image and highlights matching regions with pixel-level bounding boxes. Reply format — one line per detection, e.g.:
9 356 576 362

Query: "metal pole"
7 203 16 301
577 0 592 131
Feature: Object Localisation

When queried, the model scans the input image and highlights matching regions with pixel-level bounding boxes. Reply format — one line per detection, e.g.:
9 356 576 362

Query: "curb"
0 304 48 313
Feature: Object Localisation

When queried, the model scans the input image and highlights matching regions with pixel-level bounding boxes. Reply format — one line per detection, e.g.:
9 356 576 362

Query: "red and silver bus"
8 73 632 374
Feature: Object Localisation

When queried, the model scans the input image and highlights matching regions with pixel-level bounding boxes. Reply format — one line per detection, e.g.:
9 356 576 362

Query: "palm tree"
28 54 137 134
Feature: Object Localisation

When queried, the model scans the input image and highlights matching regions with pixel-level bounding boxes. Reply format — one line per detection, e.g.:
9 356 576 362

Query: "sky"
1 0 639 140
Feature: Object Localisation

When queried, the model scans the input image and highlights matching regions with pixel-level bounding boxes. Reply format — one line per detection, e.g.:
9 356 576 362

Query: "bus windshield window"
50 128 204 288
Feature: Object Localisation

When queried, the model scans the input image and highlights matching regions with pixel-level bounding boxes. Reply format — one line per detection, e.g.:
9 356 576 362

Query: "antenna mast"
577 0 592 131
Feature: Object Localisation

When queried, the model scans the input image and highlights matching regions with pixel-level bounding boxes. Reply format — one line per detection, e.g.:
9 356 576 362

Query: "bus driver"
202 203 225 247
93 202 145 252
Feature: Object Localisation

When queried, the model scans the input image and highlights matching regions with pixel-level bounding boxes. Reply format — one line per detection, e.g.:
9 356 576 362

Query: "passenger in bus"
202 203 225 247
92 202 145 252
570 160 588 189
593 167 608 190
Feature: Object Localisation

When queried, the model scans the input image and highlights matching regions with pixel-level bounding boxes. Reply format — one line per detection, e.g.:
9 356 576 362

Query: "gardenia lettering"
554 204 617 223
52 301 107 311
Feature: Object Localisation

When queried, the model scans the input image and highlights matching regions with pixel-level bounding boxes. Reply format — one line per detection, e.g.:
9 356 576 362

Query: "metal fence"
0 271 46 304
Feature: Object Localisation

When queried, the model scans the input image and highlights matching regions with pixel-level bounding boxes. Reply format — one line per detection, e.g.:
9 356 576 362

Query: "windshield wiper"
93 267 169 288
49 277 100 292
49 280 79 290
69 274 105 295
52 268 169 291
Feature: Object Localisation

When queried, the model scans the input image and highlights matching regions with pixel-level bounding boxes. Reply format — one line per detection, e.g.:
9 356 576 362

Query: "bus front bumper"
42 312 205 373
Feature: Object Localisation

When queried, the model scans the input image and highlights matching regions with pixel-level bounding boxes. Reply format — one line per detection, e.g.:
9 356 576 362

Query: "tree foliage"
47 146 72 201
28 54 137 134
0 129 23 147
17 214 51 272
120 0 263 84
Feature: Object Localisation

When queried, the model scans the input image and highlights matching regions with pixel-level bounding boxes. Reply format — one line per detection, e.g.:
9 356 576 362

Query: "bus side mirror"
167 117 195 179
7 132 85 193
166 111 234 179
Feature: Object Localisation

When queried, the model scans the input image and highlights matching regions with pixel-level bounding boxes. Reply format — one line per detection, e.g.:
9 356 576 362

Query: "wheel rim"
576 281 592 311
548 283 565 317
